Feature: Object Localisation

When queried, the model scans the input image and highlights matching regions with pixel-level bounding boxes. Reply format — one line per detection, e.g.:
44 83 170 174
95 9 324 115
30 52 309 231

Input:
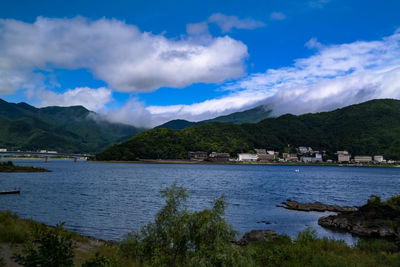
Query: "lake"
1 159 400 243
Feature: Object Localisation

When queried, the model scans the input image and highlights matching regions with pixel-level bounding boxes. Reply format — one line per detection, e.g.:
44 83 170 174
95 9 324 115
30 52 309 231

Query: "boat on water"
0 190 20 195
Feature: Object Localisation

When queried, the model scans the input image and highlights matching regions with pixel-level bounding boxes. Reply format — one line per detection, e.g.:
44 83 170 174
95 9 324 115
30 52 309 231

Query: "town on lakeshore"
188 147 396 165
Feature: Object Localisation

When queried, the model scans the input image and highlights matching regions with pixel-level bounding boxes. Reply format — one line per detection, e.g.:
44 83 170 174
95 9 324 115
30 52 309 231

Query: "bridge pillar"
44 156 49 163
74 158 78 163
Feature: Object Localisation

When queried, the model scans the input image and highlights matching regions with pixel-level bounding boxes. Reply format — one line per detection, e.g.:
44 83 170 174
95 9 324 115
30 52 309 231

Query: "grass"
245 229 400 267
0 211 112 266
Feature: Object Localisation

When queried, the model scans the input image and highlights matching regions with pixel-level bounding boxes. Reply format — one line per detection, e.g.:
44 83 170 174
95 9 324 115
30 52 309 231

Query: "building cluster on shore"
188 146 397 164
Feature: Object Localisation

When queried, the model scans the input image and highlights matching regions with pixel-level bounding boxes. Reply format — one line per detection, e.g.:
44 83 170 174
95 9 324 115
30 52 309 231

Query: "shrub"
356 238 399 253
386 194 400 206
367 195 382 207
12 223 75 267
119 182 251 266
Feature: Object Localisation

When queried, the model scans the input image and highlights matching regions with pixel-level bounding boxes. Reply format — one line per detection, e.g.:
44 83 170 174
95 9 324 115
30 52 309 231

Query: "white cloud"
309 0 330 8
305 37 324 49
227 29 400 116
3 16 400 129
32 87 112 112
106 99 153 128
208 13 266 33
107 90 270 128
187 13 265 35
111 30 400 128
269 12 286 21
0 16 248 94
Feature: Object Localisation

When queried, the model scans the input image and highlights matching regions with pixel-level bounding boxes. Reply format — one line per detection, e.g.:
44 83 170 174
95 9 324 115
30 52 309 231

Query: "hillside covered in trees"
0 99 143 154
96 99 400 160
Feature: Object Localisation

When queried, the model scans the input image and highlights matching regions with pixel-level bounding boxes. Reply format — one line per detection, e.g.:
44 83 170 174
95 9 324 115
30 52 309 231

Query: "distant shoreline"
0 162 51 172
93 159 400 168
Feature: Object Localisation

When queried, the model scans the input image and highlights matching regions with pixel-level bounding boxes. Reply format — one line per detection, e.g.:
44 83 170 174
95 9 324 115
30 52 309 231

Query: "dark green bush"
367 195 382 207
386 194 400 206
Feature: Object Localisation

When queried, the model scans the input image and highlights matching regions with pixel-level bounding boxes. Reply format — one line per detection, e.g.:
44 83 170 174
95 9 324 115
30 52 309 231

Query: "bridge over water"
0 151 94 162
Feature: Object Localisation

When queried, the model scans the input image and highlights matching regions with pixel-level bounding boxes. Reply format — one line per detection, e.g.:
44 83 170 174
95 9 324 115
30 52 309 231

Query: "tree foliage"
119 182 251 266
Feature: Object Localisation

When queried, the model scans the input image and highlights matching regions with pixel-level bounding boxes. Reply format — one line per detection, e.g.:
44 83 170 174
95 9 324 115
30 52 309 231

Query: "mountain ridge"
154 105 272 130
97 98 400 161
0 99 143 154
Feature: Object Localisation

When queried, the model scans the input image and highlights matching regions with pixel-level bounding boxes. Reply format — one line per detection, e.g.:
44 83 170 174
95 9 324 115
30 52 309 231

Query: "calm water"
1 159 400 243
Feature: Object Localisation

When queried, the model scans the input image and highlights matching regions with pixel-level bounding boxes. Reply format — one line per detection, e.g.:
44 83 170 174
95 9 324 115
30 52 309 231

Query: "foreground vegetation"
0 161 50 172
97 99 400 161
1 184 400 266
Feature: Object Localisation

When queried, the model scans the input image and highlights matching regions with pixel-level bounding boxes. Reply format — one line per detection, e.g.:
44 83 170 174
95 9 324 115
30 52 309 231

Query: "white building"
300 153 323 163
337 151 351 163
354 156 372 163
238 153 258 162
374 155 384 162
0 148 7 152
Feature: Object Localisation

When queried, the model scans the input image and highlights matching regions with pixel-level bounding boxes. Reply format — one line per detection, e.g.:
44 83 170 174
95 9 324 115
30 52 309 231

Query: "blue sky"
1 0 400 127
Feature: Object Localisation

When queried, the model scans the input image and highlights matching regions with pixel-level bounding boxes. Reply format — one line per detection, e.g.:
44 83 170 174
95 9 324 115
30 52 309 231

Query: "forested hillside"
97 99 400 160
0 99 143 153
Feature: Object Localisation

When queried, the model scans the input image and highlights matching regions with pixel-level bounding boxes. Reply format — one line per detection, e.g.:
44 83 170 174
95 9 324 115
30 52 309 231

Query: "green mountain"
0 99 143 154
155 105 272 130
97 99 400 160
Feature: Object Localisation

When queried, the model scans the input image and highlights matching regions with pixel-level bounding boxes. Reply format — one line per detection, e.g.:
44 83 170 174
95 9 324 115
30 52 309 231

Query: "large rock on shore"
236 230 277 246
278 200 355 212
318 201 400 239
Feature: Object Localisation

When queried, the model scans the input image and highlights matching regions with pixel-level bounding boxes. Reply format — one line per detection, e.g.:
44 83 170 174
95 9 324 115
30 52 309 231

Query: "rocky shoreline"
318 197 400 240
278 196 400 240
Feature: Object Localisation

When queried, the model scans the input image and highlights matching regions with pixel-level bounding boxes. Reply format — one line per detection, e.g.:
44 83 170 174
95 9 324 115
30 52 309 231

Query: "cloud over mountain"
111 29 400 127
32 87 112 112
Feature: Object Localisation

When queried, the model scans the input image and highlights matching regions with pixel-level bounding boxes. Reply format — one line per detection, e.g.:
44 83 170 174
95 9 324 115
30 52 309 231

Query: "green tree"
119 182 252 266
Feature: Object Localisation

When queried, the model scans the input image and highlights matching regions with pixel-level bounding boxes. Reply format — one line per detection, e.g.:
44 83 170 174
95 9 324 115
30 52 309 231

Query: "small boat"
0 190 20 195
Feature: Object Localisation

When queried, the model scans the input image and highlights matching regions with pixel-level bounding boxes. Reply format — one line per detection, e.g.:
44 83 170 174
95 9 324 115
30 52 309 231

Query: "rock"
278 200 355 212
318 203 400 240
256 220 271 224
236 230 277 246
